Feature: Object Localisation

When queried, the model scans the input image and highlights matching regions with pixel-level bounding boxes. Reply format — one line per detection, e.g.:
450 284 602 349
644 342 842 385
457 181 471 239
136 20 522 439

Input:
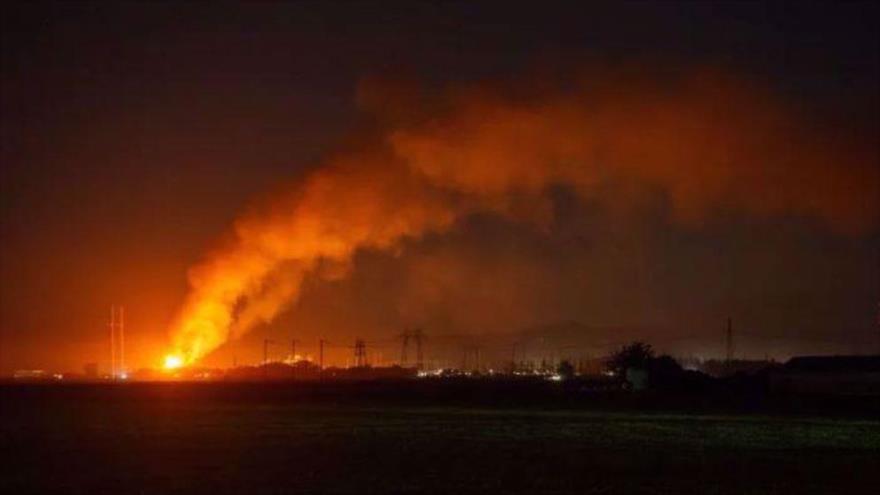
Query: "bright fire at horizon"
163 355 184 370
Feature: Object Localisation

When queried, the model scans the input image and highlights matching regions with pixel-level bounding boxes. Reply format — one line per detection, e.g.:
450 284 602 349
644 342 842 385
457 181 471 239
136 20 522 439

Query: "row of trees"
558 341 703 391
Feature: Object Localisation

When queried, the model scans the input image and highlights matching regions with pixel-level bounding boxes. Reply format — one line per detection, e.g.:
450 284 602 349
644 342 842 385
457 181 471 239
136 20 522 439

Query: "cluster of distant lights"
11 370 129 380
416 368 565 381
13 355 184 381
10 351 188 381
14 361 608 382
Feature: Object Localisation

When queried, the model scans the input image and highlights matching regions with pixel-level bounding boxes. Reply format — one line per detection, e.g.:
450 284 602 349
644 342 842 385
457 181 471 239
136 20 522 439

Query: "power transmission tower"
354 338 367 367
462 345 481 372
400 331 410 366
413 328 424 370
400 328 425 369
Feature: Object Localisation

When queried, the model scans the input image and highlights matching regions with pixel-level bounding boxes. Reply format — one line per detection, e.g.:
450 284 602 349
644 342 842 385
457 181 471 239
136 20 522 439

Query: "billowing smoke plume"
166 68 878 365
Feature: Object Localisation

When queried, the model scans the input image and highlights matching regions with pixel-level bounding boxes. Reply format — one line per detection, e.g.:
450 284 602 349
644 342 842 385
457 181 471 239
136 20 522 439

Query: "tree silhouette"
557 360 576 380
606 342 654 376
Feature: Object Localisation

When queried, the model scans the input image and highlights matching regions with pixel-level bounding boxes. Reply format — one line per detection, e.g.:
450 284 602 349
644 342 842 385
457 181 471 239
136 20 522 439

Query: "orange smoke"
165 68 879 366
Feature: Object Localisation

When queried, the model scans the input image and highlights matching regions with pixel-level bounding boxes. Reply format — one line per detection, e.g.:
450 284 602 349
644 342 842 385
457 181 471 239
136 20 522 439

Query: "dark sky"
1 2 878 372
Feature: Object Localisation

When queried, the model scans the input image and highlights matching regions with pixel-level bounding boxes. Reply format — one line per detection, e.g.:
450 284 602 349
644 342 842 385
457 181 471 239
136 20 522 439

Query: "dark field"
1 384 878 494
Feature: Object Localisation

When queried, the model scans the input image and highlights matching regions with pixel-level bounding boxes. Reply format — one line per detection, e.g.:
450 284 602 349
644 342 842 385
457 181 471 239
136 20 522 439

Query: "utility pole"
476 346 481 372
725 317 734 363
401 330 409 366
119 306 124 378
414 328 423 370
290 339 298 379
511 342 518 372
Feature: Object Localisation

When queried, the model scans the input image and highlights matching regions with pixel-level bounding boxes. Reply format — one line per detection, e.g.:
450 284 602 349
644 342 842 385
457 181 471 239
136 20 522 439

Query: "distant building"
698 359 778 378
769 356 880 396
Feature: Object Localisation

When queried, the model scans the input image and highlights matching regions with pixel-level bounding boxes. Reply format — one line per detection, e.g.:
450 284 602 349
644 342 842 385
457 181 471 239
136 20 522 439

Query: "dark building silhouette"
769 356 880 395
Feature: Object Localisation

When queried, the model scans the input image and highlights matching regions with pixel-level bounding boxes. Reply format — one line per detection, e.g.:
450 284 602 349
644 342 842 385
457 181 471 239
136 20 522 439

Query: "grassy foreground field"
2 384 878 494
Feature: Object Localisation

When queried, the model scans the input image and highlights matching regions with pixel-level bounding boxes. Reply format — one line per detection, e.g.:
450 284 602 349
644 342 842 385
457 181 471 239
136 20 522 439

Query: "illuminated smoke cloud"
165 68 878 365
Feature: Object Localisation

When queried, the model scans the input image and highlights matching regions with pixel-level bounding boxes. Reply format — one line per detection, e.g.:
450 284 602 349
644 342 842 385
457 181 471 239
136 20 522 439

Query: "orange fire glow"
164 68 879 367
163 354 184 370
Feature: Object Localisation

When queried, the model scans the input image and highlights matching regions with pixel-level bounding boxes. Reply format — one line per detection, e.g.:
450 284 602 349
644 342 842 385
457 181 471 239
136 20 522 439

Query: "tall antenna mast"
109 305 115 379
119 306 125 377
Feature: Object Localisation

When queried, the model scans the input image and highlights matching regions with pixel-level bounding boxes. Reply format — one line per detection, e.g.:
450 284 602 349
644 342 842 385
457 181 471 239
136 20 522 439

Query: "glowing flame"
163 355 184 370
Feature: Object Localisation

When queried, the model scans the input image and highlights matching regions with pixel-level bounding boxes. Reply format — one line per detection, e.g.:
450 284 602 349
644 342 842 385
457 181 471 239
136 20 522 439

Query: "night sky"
1 2 878 373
